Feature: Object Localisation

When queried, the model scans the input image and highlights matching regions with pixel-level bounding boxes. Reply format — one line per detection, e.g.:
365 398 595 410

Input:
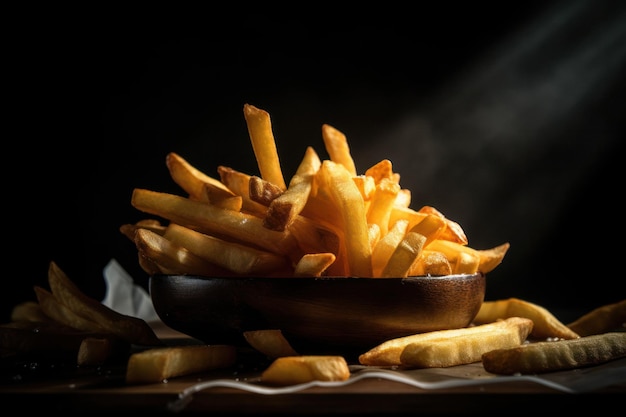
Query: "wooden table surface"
2 324 624 415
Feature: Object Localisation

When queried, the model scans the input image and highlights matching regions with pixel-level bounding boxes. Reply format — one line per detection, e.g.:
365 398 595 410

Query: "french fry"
243 329 299 358
293 253 336 277
426 239 510 275
126 344 237 384
366 178 400 236
165 151 235 203
119 219 167 241
399 317 533 368
163 223 292 276
567 299 626 336
417 206 468 245
482 332 626 375
249 175 283 207
10 300 54 323
264 146 321 232
134 228 232 276
35 286 108 333
47 261 161 346
371 219 409 277
243 103 287 191
380 232 427 278
453 251 480 274
314 160 372 277
359 317 533 367
261 355 350 385
217 165 269 216
473 298 580 340
131 188 300 260
408 250 453 276
321 124 357 177
365 159 399 185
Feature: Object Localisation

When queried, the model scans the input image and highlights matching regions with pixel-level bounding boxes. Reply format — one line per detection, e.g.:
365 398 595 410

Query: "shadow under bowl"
150 273 486 357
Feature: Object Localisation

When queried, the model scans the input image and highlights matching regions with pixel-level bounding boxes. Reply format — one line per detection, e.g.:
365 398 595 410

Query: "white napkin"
101 259 160 323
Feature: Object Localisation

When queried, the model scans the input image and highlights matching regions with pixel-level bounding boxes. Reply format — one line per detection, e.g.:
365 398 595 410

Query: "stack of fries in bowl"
121 104 509 357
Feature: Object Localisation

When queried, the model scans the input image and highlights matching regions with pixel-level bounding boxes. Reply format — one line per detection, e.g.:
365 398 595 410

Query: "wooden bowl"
150 273 486 357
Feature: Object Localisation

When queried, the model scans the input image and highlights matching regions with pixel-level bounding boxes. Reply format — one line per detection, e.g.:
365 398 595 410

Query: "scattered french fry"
126 344 237 384
473 298 579 340
261 355 350 385
567 299 626 336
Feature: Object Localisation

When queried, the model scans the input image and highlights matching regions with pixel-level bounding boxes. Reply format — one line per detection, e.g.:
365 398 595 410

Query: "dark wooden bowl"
150 273 486 357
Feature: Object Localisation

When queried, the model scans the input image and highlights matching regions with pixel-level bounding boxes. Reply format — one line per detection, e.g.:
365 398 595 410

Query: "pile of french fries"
122 104 510 278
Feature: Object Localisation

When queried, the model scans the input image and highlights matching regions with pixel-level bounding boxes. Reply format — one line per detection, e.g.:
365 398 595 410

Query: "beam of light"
358 0 626 251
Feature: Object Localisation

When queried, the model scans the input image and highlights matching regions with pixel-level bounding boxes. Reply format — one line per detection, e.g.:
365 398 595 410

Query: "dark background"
5 1 625 323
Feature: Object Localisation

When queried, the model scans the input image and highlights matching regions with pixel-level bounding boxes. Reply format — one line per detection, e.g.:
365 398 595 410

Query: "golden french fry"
417 206 468 245
126 344 237 384
473 298 580 340
426 239 510 275
567 299 626 336
409 214 446 247
408 250 453 276
366 178 400 236
47 261 161 346
119 219 167 241
314 160 372 277
243 329 299 358
482 332 626 375
371 219 409 277
394 188 412 208
400 317 533 368
217 165 269 216
321 124 357 176
453 251 480 274
359 317 533 367
264 146 321 232
352 175 376 201
261 355 350 385
380 232 427 278
293 253 336 277
365 159 399 184
131 188 300 260
243 103 287 191
163 223 291 276
134 228 232 276
166 151 235 203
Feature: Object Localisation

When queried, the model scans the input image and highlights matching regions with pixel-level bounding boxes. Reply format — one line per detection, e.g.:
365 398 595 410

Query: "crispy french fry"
417 206 468 245
359 317 533 367
321 124 357 177
453 251 480 274
243 329 299 358
426 239 510 275
243 103 287 191
314 160 372 277
163 223 291 276
482 332 626 375
473 298 580 340
365 159 398 184
352 175 376 201
371 219 409 277
119 219 167 241
131 188 300 260
47 261 161 346
126 344 237 384
400 317 533 368
567 299 626 336
293 253 336 277
264 146 321 232
380 232 427 278
366 178 400 236
166 151 235 203
261 355 350 385
217 165 269 216
394 188 412 208
408 214 446 247
408 250 453 276
134 228 232 276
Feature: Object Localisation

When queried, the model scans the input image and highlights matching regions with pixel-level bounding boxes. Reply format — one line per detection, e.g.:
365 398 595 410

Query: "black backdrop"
5 1 625 323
